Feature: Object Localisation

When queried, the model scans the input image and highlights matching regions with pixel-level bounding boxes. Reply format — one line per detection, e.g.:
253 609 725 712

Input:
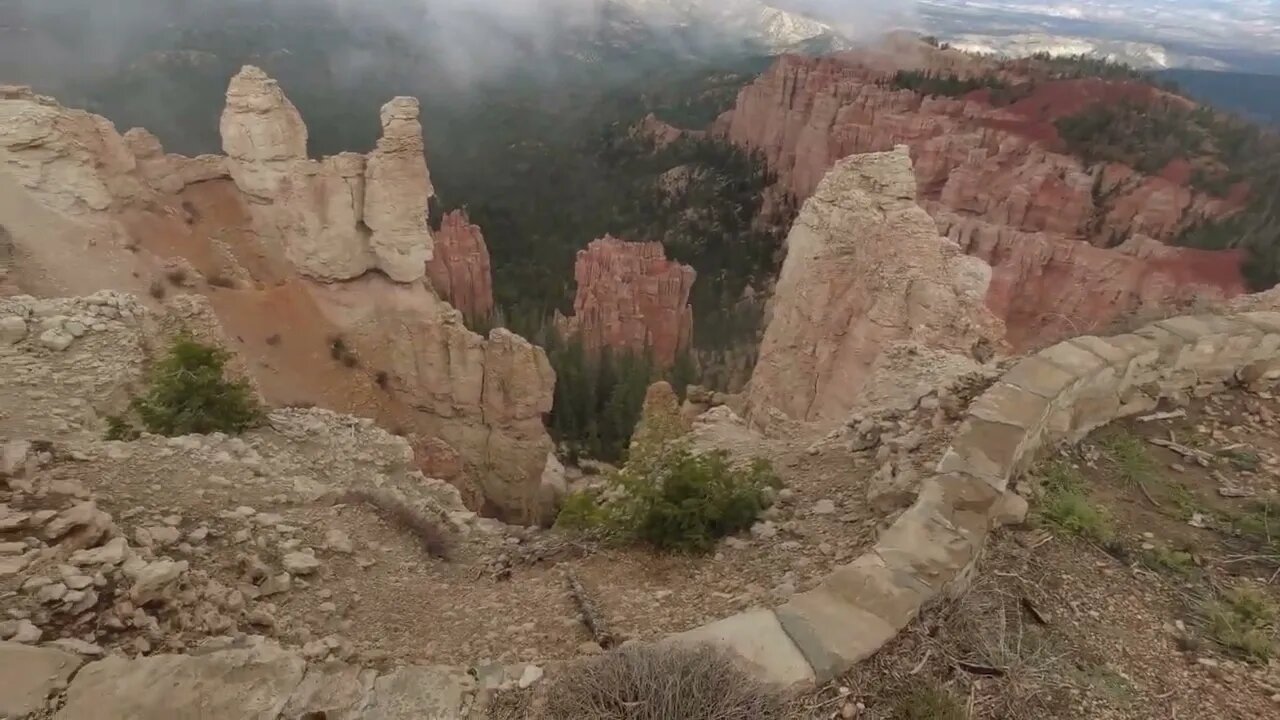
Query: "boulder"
56 640 305 720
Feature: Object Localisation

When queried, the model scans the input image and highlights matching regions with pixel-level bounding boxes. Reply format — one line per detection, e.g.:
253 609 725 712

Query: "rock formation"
936 211 1246 348
745 147 1004 428
426 210 495 321
219 67 432 283
0 68 557 524
714 50 1249 349
558 236 696 368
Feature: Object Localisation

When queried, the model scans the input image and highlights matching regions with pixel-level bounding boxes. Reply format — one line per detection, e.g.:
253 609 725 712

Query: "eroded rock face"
558 236 696 368
364 97 434 283
0 69 558 524
426 210 494 321
0 85 149 218
745 147 1004 428
220 67 432 283
937 211 1246 350
714 51 1248 347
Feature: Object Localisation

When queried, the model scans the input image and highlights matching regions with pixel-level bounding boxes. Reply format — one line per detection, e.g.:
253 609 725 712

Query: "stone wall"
673 310 1280 687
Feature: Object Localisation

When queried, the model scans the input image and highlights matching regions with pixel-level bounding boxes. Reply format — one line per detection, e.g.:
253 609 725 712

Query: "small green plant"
1221 449 1261 472
103 414 141 442
1197 586 1278 662
1141 546 1196 576
896 685 966 720
557 446 779 553
1230 499 1280 551
1099 429 1157 487
1165 481 1201 521
1036 460 1114 544
118 335 262 437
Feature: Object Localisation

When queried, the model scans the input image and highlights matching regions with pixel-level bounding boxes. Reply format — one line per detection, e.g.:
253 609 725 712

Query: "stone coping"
7 312 1279 716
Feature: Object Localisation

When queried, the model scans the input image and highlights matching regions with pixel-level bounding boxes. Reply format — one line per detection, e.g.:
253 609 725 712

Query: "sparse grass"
1164 481 1201 521
1141 545 1197 576
1196 585 1279 662
543 643 785 720
896 685 966 720
1229 498 1280 551
342 488 450 560
1069 663 1136 706
1099 429 1158 487
1221 448 1261 472
1036 460 1114 545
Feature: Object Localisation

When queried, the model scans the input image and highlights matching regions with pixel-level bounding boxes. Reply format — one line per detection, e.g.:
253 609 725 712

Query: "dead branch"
1147 437 1214 467
1138 409 1187 423
567 570 616 649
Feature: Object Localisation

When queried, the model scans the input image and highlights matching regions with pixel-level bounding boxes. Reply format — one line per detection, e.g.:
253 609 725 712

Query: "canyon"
0 72 558 525
713 45 1252 351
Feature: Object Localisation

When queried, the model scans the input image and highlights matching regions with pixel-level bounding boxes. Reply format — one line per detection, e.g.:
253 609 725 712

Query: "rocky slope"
426 210 495 322
713 48 1250 350
557 236 696 368
0 72 557 524
745 147 1004 429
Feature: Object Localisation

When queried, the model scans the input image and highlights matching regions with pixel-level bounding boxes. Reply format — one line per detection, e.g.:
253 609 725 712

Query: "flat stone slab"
0 642 84 718
668 609 815 689
281 661 378 719
935 416 1029 490
775 589 897 683
57 641 305 720
362 665 477 720
1000 356 1077 399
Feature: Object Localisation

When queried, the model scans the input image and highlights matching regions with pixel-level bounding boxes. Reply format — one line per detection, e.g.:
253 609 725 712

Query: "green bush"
109 335 263 438
558 443 780 553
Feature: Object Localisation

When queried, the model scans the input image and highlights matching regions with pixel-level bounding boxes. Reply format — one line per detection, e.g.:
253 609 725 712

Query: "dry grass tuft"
342 488 451 560
544 643 785 720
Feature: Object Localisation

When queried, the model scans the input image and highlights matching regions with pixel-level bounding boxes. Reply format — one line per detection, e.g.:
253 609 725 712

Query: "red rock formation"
633 113 706 148
559 236 696 368
426 210 494 321
713 48 1248 349
934 210 1246 350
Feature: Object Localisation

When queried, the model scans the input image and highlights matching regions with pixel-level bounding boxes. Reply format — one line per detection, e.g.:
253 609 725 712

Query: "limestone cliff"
426 210 495 322
714 51 1247 348
0 68 557 524
745 147 1004 428
558 236 696 368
